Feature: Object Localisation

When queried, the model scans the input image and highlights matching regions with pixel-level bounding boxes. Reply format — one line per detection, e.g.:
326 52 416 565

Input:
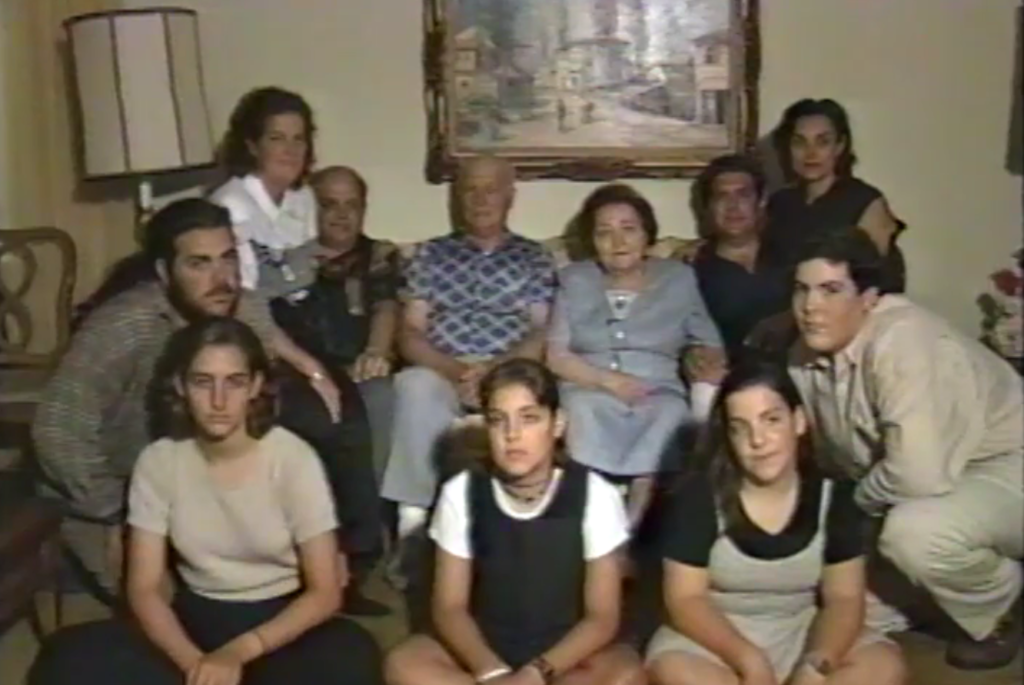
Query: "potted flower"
978 248 1023 366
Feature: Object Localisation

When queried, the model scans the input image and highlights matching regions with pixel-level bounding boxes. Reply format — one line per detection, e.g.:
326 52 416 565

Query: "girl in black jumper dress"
385 359 645 685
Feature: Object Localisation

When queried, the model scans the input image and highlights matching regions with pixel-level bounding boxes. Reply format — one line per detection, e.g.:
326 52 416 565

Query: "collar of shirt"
141 281 187 328
450 228 517 254
242 173 308 227
696 241 777 272
796 294 905 372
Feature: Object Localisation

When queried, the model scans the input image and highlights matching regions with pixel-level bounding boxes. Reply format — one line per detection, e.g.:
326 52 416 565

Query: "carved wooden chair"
0 228 76 639
0 227 77 428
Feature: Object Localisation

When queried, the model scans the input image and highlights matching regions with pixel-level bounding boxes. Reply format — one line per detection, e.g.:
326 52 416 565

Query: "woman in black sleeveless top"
384 359 644 685
767 99 907 293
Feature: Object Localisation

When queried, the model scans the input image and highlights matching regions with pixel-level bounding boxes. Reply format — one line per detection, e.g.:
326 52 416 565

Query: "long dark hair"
148 317 276 441
697 358 811 533
773 98 858 181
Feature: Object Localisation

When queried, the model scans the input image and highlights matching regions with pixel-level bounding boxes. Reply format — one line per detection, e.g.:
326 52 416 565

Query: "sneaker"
946 598 1022 670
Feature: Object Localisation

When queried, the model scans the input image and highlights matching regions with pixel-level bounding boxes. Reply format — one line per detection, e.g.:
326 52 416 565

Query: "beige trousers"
876 452 1023 640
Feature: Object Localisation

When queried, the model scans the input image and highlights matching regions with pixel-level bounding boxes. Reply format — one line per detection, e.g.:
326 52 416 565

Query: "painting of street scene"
426 0 757 178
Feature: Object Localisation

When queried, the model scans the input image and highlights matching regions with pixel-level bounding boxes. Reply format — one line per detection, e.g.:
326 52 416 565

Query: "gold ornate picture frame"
423 0 761 182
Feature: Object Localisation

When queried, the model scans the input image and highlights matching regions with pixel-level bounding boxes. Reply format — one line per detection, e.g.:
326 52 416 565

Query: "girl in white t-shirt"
385 359 645 685
28 318 382 685
209 87 319 294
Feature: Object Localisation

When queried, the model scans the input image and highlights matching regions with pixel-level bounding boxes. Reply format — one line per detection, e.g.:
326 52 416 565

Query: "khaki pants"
875 452 1024 640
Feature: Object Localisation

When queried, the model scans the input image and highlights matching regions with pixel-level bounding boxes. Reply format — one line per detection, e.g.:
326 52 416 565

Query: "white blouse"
210 174 318 290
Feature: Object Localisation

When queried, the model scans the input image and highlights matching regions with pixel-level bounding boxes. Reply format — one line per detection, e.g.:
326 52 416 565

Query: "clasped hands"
184 631 263 685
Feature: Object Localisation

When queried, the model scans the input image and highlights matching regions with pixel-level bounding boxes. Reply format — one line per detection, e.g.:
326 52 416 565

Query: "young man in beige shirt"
788 228 1023 671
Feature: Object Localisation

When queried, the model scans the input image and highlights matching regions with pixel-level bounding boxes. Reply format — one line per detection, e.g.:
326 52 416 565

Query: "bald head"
311 165 367 206
455 155 515 237
456 155 515 188
312 165 368 251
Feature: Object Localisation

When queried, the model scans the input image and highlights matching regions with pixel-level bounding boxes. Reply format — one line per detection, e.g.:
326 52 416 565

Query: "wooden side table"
0 497 63 638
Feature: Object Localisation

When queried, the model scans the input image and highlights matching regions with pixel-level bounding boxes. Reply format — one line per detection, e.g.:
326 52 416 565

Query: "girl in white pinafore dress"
647 359 907 685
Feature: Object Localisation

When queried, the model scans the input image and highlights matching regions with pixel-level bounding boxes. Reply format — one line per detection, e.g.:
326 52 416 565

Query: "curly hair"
148 317 277 441
218 86 317 185
564 183 659 261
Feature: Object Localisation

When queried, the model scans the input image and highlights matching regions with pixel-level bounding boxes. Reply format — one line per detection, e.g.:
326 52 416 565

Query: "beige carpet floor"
1 578 1020 685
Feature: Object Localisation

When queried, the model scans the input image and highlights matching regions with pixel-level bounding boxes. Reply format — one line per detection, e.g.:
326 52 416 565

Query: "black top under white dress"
646 470 887 680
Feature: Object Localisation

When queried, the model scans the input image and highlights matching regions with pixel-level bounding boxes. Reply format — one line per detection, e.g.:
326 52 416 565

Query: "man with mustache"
33 198 382 605
788 227 1023 671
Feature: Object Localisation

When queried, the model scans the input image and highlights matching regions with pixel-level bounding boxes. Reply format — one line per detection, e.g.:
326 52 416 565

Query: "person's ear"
173 374 185 398
155 259 170 286
249 372 264 399
553 409 567 440
794 406 808 437
836 135 848 158
861 286 881 311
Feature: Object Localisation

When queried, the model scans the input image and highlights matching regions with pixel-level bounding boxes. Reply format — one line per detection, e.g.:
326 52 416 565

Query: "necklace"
501 472 554 504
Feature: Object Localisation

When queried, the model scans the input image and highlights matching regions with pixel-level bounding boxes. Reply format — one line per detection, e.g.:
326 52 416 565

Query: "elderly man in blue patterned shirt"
381 156 556 542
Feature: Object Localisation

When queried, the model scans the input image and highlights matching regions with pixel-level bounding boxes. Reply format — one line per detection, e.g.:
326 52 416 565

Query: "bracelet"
309 370 326 383
801 652 833 676
475 666 512 683
528 657 556 684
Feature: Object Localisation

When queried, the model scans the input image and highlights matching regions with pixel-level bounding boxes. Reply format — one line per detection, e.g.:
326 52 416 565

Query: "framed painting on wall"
423 0 761 183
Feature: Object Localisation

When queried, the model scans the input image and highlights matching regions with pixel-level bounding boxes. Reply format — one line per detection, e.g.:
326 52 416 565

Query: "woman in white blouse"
27 318 383 685
209 86 319 293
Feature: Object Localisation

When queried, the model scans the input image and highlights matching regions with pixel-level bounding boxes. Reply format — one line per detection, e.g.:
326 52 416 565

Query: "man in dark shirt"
691 155 792 360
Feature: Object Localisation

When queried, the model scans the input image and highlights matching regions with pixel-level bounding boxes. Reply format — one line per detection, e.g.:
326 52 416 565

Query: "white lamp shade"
66 8 215 179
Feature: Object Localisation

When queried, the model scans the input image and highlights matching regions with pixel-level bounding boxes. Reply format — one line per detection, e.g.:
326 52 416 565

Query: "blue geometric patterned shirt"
403 232 557 358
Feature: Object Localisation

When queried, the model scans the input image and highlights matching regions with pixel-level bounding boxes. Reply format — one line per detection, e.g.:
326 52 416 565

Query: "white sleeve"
237 241 259 291
299 186 319 242
582 473 630 560
211 185 260 290
428 473 473 559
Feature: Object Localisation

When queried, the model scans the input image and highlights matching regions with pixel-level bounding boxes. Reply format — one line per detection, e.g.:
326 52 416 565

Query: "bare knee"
836 642 907 685
384 636 434 685
602 646 648 685
647 654 733 685
867 643 908 685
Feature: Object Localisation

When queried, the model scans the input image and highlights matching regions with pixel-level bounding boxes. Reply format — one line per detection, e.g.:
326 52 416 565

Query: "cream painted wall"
127 0 1022 334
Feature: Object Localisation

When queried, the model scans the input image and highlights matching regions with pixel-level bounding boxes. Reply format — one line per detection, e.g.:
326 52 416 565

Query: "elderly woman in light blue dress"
547 184 727 529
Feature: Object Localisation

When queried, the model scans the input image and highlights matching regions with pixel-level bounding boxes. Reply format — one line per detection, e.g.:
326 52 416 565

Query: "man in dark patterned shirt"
381 156 557 543
32 199 381 600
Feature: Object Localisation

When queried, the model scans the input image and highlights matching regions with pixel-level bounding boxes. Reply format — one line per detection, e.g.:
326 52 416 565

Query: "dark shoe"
945 600 1022 670
342 584 391 617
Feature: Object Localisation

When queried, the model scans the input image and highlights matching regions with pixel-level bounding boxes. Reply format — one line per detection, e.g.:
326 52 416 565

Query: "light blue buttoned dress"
549 258 723 476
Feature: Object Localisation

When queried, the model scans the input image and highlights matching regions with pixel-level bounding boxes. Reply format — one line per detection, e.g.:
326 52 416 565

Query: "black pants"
27 590 383 685
275 365 382 574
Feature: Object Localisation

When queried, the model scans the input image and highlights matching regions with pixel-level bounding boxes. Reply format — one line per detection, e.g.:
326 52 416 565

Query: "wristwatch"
802 653 833 676
529 657 556 684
